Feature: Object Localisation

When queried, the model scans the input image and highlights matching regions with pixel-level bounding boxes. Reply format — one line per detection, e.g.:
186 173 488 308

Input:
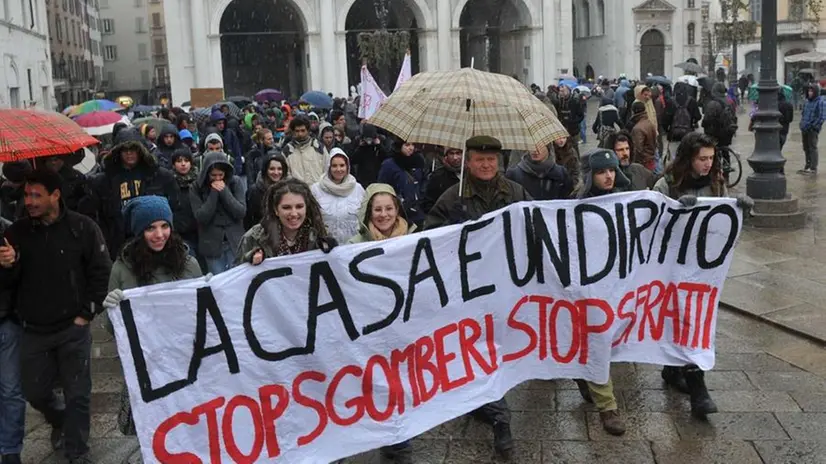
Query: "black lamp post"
746 0 785 199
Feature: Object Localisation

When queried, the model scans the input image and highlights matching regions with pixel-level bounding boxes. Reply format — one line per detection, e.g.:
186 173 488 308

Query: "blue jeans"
580 118 587 143
0 320 24 455
205 241 235 275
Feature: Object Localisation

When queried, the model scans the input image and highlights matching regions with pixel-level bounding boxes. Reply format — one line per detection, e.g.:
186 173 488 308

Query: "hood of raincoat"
577 148 631 199
711 82 728 101
243 113 260 131
158 124 180 148
354 183 415 241
197 150 234 189
103 128 158 173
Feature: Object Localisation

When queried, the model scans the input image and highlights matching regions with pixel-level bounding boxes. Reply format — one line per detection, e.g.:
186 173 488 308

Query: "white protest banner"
394 51 412 93
108 191 742 464
358 64 386 120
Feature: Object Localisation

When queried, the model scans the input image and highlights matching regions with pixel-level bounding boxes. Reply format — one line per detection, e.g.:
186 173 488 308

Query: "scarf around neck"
319 173 357 197
518 154 556 178
276 222 311 256
368 217 409 241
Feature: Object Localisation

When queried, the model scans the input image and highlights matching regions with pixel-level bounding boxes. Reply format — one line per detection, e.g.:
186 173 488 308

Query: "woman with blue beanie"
100 195 203 434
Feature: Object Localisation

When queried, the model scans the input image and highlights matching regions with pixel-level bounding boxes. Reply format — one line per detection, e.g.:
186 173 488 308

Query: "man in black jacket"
0 215 24 464
422 146 462 213
0 169 111 464
83 129 177 260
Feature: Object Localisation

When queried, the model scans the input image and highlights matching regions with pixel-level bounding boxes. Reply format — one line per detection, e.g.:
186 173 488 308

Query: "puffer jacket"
310 152 365 244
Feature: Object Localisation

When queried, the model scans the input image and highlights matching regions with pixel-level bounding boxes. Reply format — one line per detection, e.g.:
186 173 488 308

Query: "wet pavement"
20 103 826 463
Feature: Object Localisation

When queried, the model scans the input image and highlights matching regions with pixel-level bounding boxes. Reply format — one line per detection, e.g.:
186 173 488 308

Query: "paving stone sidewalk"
720 108 826 344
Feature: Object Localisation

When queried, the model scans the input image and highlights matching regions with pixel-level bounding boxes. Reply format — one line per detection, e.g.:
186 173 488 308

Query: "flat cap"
466 135 502 152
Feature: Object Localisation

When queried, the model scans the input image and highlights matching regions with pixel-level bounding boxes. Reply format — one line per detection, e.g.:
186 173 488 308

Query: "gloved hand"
678 195 698 207
103 289 125 310
735 194 755 212
316 236 339 254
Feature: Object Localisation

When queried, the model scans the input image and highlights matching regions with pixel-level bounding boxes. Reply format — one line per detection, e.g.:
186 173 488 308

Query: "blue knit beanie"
123 196 173 237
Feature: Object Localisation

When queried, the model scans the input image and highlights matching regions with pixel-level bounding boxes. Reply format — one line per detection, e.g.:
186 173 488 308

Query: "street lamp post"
745 0 805 228
746 0 784 199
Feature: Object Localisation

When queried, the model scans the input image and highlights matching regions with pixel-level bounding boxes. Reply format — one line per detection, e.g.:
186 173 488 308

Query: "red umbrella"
73 110 124 128
0 109 99 162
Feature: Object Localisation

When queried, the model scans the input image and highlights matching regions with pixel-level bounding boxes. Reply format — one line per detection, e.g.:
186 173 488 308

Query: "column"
437 0 452 69
558 0 574 74
335 31 349 98
531 28 544 86
319 0 336 92
451 29 462 69
307 33 324 92
190 0 208 87
419 31 439 71
208 36 223 88
542 0 555 84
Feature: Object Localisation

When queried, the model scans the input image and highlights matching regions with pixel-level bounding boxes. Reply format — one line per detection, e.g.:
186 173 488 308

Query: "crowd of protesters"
0 74 783 463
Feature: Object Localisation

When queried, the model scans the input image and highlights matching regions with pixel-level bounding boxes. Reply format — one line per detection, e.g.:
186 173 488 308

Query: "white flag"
358 65 387 120
394 51 412 92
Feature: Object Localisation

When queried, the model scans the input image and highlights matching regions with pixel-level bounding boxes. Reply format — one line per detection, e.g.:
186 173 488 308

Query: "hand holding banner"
109 191 742 463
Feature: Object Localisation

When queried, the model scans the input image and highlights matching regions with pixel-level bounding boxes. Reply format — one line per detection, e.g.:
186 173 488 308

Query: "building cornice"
0 20 48 40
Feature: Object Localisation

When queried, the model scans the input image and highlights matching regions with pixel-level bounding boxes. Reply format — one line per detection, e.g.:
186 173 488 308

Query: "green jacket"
235 219 320 265
108 255 202 293
424 175 530 230
348 183 417 244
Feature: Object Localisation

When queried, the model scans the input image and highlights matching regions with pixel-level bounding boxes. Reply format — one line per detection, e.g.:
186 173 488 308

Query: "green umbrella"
748 84 792 102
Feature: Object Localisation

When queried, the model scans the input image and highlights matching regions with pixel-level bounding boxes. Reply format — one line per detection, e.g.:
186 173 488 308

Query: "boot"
493 421 514 461
682 365 718 418
661 366 690 394
1 454 22 464
574 379 594 403
598 410 626 436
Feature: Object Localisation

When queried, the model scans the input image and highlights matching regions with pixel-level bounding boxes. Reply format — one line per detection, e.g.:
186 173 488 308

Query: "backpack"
597 110 618 146
721 100 739 135
670 101 693 140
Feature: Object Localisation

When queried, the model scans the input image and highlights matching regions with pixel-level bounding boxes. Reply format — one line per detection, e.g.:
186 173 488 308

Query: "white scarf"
319 173 357 197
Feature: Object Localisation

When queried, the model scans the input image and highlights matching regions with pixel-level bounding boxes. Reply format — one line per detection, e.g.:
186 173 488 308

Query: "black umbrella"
675 61 705 75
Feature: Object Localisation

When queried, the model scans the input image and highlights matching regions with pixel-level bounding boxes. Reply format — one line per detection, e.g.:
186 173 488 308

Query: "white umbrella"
82 115 131 136
677 75 700 88
574 85 592 96
784 51 826 63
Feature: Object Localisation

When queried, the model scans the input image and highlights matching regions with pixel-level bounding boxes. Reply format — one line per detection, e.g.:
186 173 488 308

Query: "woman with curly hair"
652 131 753 418
101 195 203 435
236 178 337 266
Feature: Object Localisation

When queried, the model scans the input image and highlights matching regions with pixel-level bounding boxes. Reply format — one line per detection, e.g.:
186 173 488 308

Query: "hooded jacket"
702 82 737 146
349 125 389 187
801 84 826 133
614 80 632 110
156 124 183 170
208 111 244 174
310 151 366 243
282 134 325 183
377 148 426 227
505 152 573 200
348 183 417 243
592 97 621 143
634 85 659 135
553 90 585 137
630 103 658 170
171 148 199 242
86 129 177 259
189 151 247 258
662 82 702 141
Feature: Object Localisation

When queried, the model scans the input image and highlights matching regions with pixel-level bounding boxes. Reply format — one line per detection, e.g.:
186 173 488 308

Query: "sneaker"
50 427 63 450
1 454 22 464
798 168 813 174
492 421 514 461
599 410 627 436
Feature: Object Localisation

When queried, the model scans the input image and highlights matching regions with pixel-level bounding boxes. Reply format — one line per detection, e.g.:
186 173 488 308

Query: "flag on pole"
358 64 387 120
394 51 413 92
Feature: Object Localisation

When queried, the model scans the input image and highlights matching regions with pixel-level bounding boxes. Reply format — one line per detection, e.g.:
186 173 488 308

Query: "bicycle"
717 145 743 188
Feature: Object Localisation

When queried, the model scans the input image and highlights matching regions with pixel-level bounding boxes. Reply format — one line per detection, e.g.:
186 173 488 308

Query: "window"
687 0 695 7
153 38 163 55
68 0 73 14
101 18 113 33
135 16 144 32
687 22 695 45
62 0 66 10
105 70 114 86
71 20 76 45
151 12 161 28
138 42 147 60
789 0 805 20
140 70 150 87
55 15 62 41
103 44 117 61
156 66 166 85
64 17 68 40
75 0 80 14
18 0 27 26
42 86 49 109
9 88 20 108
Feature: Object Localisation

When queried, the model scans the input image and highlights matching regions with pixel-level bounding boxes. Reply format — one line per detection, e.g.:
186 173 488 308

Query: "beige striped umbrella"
367 68 568 151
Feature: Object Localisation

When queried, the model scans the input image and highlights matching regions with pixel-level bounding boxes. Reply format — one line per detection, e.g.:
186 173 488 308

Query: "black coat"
83 133 178 260
1 207 111 333
422 166 459 213
349 137 390 187
505 160 574 201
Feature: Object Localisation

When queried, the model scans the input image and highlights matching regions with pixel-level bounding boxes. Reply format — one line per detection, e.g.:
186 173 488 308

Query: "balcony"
777 20 818 39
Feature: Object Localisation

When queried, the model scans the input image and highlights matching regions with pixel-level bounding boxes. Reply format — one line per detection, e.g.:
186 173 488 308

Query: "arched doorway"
640 29 665 77
459 0 532 81
219 0 307 99
585 64 595 81
744 50 761 79
345 0 421 95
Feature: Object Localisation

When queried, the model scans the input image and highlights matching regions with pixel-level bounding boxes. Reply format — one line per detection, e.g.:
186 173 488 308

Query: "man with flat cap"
425 135 531 231
424 135 530 460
